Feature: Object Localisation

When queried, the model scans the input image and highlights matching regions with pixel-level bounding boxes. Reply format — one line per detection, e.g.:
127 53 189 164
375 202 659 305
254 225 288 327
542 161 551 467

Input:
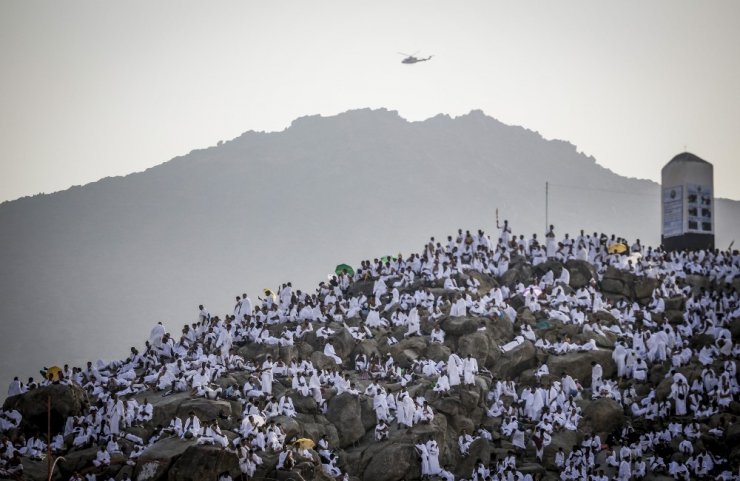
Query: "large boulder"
565 260 597 289
175 398 233 423
387 336 428 368
457 331 492 367
467 271 499 294
579 329 617 349
299 416 340 448
16 458 63 481
546 350 617 386
3 383 89 434
272 415 302 440
56 446 98 478
149 392 192 428
501 263 534 287
134 437 197 481
426 342 451 362
166 445 240 481
352 339 380 360
310 350 342 370
533 260 564 278
330 328 357 360
290 393 320 415
543 429 581 469
454 438 492 478
491 341 537 379
664 296 685 311
601 266 634 299
326 393 365 448
581 398 625 435
441 317 481 336
633 276 659 303
362 442 419 481
487 313 514 342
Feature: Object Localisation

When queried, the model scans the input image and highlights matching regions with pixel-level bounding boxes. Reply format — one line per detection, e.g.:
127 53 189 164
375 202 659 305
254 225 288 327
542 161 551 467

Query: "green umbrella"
380 255 397 264
335 264 354 276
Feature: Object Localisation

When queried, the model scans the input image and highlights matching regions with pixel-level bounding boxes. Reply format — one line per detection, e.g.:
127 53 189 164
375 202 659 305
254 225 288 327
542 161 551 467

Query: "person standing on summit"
546 225 557 259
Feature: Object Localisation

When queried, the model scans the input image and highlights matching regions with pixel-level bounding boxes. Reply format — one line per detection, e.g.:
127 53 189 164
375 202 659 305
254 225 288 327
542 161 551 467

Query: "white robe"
447 354 462 386
463 357 478 385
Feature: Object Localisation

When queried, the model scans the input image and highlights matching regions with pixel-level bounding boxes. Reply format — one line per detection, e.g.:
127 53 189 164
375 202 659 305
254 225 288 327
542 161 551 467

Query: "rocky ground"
2 255 738 481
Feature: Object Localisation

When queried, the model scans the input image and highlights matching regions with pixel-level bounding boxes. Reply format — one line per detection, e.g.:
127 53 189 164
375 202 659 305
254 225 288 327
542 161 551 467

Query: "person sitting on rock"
554 447 566 468
19 431 45 460
72 421 94 447
437 464 455 481
430 324 445 343
415 401 434 424
106 434 122 455
92 444 111 467
278 395 296 418
238 441 262 480
433 371 450 394
631 357 648 382
198 419 229 448
469 458 488 480
136 398 153 424
449 294 467 317
276 447 295 471
163 416 183 438
374 419 389 440
321 452 342 478
458 429 475 456
182 411 201 439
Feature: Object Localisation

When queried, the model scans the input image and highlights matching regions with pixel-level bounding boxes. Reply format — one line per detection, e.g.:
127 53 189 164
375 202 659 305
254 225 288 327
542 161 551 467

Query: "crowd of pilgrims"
1 221 738 481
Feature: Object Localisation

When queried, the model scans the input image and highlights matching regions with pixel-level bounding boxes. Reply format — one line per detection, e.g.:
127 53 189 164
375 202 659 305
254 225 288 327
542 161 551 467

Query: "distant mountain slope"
0 108 737 388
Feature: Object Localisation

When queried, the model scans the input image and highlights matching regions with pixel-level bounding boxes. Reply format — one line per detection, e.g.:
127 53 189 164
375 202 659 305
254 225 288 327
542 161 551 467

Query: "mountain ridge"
2 108 676 207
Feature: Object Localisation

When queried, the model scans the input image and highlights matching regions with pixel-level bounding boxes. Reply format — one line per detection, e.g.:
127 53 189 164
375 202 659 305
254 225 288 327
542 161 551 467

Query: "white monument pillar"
661 152 714 251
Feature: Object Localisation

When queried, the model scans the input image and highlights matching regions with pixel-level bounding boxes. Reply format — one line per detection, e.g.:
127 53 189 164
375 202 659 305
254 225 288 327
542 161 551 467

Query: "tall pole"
545 181 549 234
47 395 51 481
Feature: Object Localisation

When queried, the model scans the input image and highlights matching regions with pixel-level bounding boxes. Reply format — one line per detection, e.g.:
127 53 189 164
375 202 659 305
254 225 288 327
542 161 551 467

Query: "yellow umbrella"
47 366 63 382
295 438 315 449
607 243 627 254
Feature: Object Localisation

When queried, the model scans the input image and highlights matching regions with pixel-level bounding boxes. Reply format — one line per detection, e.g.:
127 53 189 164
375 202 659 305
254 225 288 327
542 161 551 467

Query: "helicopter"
398 52 433 64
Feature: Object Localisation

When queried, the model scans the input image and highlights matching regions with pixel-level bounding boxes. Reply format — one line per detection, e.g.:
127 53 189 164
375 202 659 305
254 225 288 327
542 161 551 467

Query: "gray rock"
492 341 537 379
55 446 98 478
326 393 366 448
457 331 492 367
362 442 419 481
501 264 534 287
426 342 452 362
581 398 625 436
634 276 659 302
3 383 89 434
175 398 234 425
454 438 492 478
441 317 481 336
533 260 564 278
134 437 196 481
310 350 342 370
544 430 581 469
546 350 617 386
166 445 239 481
565 260 597 289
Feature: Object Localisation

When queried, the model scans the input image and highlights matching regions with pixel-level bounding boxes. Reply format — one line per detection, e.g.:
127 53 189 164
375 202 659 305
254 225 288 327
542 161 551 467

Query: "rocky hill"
1 229 737 481
1 108 739 392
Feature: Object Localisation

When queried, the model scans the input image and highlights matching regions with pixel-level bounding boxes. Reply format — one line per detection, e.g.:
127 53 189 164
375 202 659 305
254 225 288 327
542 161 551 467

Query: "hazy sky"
1 0 739 203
